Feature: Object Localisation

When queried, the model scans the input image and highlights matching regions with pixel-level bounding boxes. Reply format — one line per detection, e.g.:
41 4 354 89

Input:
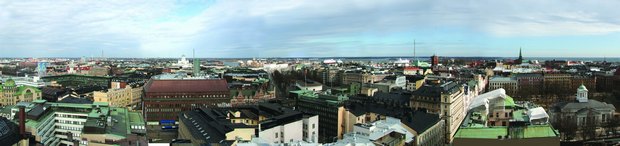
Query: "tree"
553 113 578 141
580 109 599 140
604 115 620 137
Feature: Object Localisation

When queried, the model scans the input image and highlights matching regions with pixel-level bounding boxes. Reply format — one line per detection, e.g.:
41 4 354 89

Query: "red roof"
615 68 620 76
404 67 420 71
145 79 229 93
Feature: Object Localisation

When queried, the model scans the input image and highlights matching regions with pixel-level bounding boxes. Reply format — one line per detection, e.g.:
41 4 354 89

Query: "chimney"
18 106 26 138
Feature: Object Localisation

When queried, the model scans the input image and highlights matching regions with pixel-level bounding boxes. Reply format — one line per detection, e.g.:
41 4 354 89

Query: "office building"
2 100 146 146
292 90 348 143
143 78 230 122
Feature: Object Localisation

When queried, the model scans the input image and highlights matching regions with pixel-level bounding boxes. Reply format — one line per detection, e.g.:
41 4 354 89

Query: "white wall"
303 115 319 143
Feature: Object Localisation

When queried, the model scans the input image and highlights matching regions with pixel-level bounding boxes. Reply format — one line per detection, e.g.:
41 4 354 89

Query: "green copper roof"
523 125 559 138
455 127 507 139
4 78 16 86
504 95 516 107
578 84 588 90
14 86 41 96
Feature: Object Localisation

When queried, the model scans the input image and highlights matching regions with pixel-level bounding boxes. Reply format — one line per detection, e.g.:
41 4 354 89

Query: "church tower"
576 84 588 103
515 47 523 64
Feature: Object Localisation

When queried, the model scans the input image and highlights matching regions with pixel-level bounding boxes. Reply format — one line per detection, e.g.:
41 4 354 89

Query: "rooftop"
144 79 229 93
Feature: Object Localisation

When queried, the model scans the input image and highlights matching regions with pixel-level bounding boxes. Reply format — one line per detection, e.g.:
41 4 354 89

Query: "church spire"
518 47 522 60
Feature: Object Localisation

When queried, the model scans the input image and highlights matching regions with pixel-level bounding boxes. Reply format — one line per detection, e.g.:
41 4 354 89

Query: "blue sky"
1 0 619 58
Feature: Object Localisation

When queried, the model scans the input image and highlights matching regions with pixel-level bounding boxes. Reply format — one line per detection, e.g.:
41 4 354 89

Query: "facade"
405 75 426 92
293 90 348 143
341 71 388 85
1 79 42 106
143 79 230 122
454 88 560 146
177 103 318 145
93 82 143 109
543 74 597 97
488 77 517 95
4 100 147 146
410 80 466 144
514 73 543 97
431 54 439 67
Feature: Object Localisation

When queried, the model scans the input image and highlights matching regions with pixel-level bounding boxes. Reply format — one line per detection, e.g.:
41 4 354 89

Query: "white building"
259 115 319 144
171 55 193 69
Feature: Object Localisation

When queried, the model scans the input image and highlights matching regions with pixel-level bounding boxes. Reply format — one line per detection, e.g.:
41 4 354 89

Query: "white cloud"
1 0 619 57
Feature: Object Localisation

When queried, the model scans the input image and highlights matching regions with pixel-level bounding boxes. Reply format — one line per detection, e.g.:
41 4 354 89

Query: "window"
312 124 315 129
276 133 278 138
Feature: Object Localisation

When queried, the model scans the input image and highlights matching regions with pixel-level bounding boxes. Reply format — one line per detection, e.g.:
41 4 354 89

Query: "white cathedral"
551 84 616 126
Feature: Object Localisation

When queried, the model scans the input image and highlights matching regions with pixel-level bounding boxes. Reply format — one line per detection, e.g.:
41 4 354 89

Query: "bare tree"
604 115 620 137
581 109 599 140
553 113 578 141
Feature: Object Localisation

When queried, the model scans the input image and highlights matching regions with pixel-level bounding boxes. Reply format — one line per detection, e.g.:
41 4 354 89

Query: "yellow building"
0 79 42 106
93 83 142 109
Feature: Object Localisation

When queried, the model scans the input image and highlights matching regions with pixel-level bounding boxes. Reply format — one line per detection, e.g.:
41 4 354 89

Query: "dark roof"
405 75 425 82
412 81 461 98
26 104 51 121
403 111 441 133
372 92 411 104
179 102 304 144
145 79 229 93
0 117 20 145
514 73 543 78
344 102 440 133
58 97 94 104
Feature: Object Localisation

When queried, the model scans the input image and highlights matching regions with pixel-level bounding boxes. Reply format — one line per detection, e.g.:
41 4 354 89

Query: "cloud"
0 0 619 57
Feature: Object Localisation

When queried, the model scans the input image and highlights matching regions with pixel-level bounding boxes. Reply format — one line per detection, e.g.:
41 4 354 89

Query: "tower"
193 49 200 76
431 54 439 67
516 47 523 64
576 84 588 103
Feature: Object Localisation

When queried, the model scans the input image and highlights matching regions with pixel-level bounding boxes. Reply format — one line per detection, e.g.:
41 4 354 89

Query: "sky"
1 0 620 58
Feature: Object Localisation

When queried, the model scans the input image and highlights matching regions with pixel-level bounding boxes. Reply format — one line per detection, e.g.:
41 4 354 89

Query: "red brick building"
143 79 229 122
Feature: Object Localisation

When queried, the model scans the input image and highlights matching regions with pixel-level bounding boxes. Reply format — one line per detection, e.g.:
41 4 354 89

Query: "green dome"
578 84 588 90
4 79 16 86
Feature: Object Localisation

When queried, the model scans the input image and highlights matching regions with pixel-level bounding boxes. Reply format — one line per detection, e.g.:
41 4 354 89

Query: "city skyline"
1 0 620 58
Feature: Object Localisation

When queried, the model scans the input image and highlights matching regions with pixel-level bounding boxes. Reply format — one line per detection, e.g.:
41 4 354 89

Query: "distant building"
488 77 517 95
514 73 543 97
0 79 42 106
431 54 439 67
42 74 113 88
171 55 193 69
143 78 230 122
